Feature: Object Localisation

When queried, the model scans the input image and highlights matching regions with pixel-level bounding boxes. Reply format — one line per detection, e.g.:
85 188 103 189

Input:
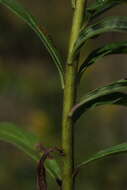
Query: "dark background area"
0 0 127 189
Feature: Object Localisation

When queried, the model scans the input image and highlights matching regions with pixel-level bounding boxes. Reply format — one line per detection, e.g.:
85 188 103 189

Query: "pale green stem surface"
62 0 86 190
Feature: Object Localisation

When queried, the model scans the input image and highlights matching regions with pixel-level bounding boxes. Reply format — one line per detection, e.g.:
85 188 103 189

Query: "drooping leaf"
74 16 127 54
69 79 127 121
86 0 126 21
37 147 63 190
0 122 61 180
78 41 127 77
0 0 64 88
76 142 127 170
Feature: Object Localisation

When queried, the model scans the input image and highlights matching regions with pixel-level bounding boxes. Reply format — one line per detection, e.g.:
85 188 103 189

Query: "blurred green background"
0 0 127 189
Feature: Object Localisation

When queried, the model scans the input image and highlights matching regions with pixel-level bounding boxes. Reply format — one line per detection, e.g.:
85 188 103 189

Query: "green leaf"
86 0 126 21
74 16 127 54
0 0 64 88
77 142 127 169
0 122 61 180
69 79 127 122
78 41 127 77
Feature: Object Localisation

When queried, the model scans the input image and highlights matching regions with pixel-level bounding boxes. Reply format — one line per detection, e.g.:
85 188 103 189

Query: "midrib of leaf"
74 16 127 54
80 79 127 103
86 0 126 21
0 132 39 160
69 79 127 121
77 143 127 169
0 123 62 180
78 41 127 76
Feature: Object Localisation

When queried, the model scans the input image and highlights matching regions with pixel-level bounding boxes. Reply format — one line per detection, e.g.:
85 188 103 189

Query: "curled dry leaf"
37 145 64 190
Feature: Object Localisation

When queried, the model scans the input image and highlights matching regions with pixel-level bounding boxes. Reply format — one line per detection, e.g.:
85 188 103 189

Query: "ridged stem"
62 0 86 190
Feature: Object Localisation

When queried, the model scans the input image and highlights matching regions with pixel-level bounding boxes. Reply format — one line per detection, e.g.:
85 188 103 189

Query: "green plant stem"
62 0 86 190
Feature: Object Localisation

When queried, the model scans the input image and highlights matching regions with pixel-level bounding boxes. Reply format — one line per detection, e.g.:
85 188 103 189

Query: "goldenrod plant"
0 0 127 189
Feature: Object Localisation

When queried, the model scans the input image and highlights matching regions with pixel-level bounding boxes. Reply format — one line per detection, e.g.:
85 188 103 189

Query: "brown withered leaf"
37 145 64 190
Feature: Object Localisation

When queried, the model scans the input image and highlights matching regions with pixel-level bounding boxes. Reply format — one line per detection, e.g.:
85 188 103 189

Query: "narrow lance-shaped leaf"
74 16 127 55
76 142 127 170
86 0 126 21
69 79 127 122
0 122 61 180
78 41 127 77
0 0 64 88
